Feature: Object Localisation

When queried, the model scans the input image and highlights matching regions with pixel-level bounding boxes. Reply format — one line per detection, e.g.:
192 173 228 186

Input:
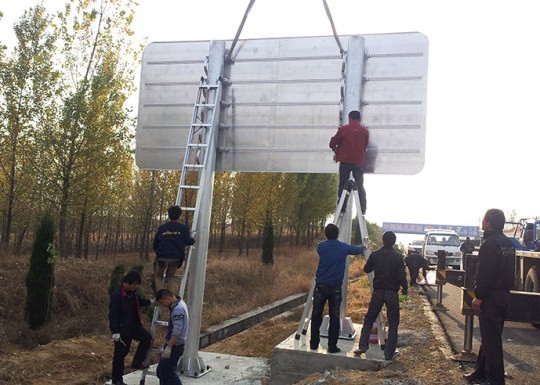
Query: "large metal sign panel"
136 33 428 174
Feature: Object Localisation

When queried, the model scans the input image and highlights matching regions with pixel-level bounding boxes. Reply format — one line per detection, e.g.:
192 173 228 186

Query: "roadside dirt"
0 253 469 385
205 285 470 385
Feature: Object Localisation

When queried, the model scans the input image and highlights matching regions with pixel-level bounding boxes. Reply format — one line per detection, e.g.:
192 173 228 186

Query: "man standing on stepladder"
310 223 366 353
329 110 369 214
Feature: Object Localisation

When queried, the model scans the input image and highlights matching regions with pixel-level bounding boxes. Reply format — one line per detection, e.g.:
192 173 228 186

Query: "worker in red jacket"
329 110 369 214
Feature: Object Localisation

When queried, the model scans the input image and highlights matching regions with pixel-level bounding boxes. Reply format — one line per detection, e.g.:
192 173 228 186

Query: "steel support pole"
338 36 365 338
179 40 225 378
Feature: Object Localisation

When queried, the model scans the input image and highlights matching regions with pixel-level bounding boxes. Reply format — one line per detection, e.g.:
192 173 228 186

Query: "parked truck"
505 218 540 251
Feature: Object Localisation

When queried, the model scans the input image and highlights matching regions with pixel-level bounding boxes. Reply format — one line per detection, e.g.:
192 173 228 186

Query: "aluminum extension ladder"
295 178 388 349
139 76 224 384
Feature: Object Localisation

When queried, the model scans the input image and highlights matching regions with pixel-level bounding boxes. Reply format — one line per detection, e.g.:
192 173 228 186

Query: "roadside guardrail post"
452 253 478 362
433 250 448 311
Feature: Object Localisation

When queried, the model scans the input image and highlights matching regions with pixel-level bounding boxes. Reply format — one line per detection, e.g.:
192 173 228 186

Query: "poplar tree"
0 6 58 248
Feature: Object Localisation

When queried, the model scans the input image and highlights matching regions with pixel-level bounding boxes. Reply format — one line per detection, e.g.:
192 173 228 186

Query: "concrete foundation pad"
270 323 390 385
104 352 269 385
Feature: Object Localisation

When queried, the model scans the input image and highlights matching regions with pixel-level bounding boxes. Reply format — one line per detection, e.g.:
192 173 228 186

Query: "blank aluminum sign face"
136 33 428 174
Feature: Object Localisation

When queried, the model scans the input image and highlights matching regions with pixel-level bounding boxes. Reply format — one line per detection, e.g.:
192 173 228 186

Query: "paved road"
422 274 540 385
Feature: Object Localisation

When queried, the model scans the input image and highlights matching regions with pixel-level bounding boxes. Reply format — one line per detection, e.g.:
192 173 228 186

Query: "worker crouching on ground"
156 289 189 385
354 231 408 360
310 223 366 353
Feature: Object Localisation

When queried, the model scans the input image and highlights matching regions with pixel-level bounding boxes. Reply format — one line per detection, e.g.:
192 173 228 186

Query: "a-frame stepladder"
295 178 387 350
139 66 225 384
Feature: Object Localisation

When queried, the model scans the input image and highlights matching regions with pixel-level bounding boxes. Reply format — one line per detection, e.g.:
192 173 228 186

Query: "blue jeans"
156 344 184 385
358 289 400 359
310 283 342 350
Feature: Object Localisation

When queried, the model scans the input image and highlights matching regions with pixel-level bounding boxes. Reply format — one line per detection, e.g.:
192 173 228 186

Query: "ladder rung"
195 103 216 107
183 164 204 169
187 143 209 148
156 320 169 327
199 84 219 89
179 185 200 190
179 207 196 212
192 123 212 127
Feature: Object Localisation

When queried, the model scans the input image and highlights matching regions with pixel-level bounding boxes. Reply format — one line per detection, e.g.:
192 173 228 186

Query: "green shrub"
25 213 56 330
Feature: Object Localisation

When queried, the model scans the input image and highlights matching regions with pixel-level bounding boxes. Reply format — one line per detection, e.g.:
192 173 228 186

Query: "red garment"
329 120 369 164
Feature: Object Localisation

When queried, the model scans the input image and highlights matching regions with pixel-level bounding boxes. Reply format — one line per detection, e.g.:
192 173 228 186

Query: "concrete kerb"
418 286 458 360
199 292 308 348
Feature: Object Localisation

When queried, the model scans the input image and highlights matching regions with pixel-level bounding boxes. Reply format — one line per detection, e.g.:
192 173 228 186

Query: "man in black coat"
465 209 515 385
108 271 153 385
354 231 408 360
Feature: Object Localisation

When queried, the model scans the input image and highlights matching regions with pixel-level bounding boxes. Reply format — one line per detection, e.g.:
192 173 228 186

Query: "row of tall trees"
0 1 353 261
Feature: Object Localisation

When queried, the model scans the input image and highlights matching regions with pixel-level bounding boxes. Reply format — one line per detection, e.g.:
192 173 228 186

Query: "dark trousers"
111 324 152 383
338 163 366 212
310 283 342 350
473 290 510 385
157 344 184 385
408 266 420 286
358 289 400 359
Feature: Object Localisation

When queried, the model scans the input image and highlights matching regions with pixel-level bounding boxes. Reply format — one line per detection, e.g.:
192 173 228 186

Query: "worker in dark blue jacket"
108 271 152 385
310 223 365 353
465 209 515 385
153 205 195 292
355 231 407 360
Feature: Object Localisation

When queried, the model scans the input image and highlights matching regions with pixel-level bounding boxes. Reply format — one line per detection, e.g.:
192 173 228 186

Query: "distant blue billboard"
382 222 481 237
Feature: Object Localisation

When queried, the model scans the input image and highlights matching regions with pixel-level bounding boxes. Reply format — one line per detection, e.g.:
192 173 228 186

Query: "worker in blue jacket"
153 205 195 292
108 271 153 385
310 223 365 353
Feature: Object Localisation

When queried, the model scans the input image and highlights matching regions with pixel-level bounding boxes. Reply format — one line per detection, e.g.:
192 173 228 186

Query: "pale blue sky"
2 0 539 241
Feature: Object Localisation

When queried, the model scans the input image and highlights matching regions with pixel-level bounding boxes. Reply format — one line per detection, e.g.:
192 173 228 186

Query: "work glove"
112 333 121 342
162 346 172 359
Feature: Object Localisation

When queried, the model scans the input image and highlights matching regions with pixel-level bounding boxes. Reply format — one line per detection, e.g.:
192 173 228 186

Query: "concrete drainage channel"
199 292 308 348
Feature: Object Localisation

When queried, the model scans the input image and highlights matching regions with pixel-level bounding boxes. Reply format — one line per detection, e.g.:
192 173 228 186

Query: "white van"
422 229 463 269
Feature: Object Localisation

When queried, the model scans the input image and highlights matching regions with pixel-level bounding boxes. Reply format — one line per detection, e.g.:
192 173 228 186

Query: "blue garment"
156 344 184 385
153 221 195 262
165 300 189 346
316 239 365 286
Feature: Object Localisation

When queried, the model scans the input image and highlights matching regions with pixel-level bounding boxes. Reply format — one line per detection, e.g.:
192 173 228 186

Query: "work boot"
463 373 486 384
327 346 341 354
353 347 367 356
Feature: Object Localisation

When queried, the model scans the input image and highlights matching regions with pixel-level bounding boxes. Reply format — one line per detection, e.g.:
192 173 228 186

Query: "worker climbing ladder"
295 178 387 349
139 74 224 384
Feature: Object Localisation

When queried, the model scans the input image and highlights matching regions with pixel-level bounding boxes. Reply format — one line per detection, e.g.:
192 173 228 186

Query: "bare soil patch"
0 250 467 385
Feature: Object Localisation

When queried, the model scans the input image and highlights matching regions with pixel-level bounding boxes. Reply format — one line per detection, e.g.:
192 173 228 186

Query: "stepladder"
140 76 223 384
295 178 388 349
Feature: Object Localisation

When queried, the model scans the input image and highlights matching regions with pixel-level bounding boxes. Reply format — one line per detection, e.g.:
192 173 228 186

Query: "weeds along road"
423 281 540 385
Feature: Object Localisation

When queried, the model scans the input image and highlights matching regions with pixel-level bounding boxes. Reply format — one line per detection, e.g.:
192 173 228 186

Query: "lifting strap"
227 0 346 61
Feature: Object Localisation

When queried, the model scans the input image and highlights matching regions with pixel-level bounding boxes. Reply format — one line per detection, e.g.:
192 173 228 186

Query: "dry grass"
0 246 369 344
